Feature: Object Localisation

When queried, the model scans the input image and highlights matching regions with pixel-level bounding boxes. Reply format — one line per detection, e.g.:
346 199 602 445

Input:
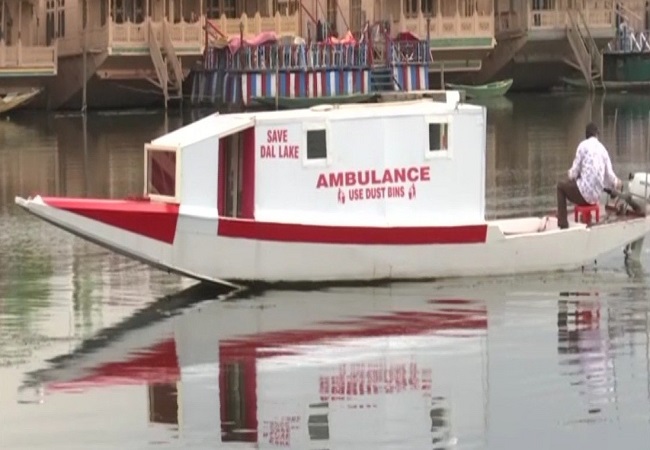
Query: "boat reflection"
23 287 489 449
557 296 615 421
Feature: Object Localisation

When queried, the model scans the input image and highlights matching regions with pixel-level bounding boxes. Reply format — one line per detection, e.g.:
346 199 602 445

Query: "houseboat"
0 0 57 112
459 0 619 90
14 92 650 286
8 0 206 110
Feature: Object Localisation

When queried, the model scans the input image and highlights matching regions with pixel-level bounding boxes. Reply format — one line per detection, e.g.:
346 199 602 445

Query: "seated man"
556 122 622 229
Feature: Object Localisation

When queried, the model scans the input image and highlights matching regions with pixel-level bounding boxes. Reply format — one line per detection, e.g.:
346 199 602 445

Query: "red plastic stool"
574 204 600 225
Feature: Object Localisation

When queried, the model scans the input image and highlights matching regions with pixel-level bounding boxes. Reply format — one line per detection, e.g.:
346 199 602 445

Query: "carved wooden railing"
206 12 300 39
397 11 494 38
0 42 57 69
110 18 203 50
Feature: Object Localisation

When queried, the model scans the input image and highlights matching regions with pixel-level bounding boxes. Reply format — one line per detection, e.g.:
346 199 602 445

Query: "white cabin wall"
442 109 486 223
253 109 486 226
179 137 218 212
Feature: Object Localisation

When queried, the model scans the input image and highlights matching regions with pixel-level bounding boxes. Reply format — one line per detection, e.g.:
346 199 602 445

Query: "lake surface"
3 94 650 449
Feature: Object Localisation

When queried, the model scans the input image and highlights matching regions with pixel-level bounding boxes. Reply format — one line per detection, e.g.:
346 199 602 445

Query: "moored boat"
14 91 650 287
0 88 42 114
560 76 650 91
444 79 513 99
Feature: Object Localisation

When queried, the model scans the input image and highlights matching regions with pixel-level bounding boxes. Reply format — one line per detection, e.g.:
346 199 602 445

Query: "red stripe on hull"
218 219 488 245
42 197 180 244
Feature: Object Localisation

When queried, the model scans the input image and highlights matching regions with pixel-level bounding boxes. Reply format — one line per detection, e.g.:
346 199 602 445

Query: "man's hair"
586 122 599 139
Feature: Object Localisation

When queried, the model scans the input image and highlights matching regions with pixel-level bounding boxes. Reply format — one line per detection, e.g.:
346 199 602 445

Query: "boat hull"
14 195 650 286
445 79 513 99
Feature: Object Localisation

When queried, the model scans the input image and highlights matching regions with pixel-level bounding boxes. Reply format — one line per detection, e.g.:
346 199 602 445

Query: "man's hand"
616 178 623 191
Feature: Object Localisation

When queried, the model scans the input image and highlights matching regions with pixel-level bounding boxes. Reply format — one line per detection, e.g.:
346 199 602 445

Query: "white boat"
13 92 650 286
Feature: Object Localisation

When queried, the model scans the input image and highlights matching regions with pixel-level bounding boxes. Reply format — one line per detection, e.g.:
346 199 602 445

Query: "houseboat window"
147 149 177 198
56 0 65 37
100 0 107 25
206 0 238 19
273 0 298 15
326 0 337 33
307 129 327 160
349 0 362 32
428 123 448 152
403 0 418 17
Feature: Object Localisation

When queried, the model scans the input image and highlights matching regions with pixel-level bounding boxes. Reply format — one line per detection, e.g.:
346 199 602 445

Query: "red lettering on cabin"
316 166 430 189
267 129 288 143
316 166 431 204
260 128 300 159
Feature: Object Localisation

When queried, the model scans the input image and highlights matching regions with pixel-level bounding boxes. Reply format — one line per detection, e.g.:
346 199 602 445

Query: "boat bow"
15 194 180 271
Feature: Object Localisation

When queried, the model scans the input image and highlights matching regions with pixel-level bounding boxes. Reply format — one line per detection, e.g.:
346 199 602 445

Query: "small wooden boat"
445 79 513 99
252 93 378 109
0 88 42 114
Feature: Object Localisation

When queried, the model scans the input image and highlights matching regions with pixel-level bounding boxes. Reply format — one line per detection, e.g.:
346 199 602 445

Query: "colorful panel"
392 66 429 92
241 70 371 105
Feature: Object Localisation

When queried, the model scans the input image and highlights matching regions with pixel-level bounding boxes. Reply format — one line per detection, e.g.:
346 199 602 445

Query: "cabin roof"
150 92 480 149
151 113 256 148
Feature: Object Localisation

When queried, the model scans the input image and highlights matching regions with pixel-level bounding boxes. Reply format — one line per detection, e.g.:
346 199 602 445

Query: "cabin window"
428 123 448 152
425 117 451 159
307 129 327 160
145 145 179 201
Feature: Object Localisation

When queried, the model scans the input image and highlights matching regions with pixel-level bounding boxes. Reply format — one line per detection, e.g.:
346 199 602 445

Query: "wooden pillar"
18 0 22 65
18 0 22 42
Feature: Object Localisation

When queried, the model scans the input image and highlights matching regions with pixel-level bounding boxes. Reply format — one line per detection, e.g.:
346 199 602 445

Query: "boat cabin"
145 92 487 227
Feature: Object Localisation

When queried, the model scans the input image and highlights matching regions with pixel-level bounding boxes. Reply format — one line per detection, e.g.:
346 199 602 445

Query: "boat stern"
14 195 179 271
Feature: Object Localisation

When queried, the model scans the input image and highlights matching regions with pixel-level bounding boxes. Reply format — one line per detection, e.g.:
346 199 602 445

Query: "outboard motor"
602 172 648 217
628 172 650 203
607 172 650 262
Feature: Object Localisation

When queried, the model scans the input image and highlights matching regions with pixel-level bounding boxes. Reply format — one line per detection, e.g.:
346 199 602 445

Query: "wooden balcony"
109 18 204 55
206 12 300 39
398 11 493 39
495 0 614 39
0 42 57 76
528 4 614 32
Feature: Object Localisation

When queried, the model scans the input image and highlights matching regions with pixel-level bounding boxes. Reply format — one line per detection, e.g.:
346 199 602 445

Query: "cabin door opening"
218 127 255 219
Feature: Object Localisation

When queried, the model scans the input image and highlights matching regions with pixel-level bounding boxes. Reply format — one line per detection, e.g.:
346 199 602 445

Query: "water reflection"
557 298 615 421
20 287 489 449
9 276 650 448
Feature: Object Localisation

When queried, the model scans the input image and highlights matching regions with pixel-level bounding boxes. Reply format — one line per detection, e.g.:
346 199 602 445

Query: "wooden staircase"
473 32 527 84
148 20 184 108
566 8 603 90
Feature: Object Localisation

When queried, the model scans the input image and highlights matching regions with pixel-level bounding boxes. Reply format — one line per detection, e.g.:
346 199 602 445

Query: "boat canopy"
151 114 256 148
